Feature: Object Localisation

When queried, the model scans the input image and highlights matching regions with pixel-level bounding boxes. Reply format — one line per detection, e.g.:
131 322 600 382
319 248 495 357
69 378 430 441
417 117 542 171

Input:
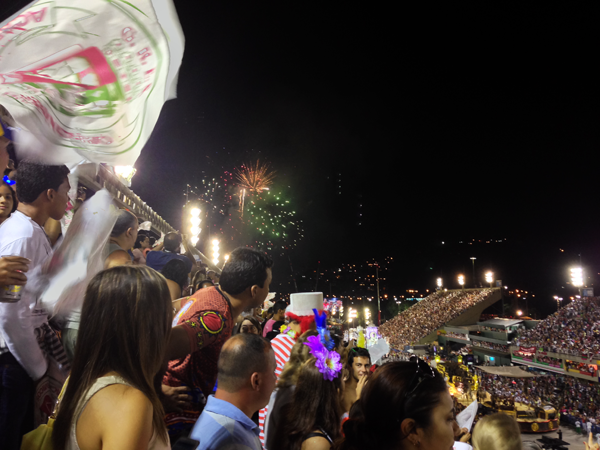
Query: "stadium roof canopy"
477 366 539 377
478 318 523 327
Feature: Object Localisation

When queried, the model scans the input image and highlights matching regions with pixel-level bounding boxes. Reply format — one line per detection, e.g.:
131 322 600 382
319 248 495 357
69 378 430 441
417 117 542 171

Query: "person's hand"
456 427 471 443
161 384 192 413
584 432 600 450
356 373 368 399
0 256 30 286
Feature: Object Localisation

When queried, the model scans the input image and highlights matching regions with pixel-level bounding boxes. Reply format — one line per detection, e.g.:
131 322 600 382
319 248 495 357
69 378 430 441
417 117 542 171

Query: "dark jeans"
0 352 34 450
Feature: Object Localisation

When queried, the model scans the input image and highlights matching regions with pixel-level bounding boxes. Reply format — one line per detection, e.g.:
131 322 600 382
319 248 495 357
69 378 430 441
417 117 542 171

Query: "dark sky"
2 3 598 310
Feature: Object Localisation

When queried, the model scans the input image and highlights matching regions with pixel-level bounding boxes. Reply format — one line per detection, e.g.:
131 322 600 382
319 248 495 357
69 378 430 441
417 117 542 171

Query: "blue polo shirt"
190 395 262 450
146 250 193 273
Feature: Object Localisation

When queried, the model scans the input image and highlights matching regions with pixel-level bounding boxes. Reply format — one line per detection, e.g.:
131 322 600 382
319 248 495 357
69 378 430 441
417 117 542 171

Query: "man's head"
111 209 139 249
272 301 287 321
217 333 276 412
164 232 182 253
347 347 372 381
16 160 70 220
219 248 273 308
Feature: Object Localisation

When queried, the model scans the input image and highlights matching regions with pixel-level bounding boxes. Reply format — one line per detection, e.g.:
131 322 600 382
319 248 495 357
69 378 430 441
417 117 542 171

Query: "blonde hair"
472 413 522 450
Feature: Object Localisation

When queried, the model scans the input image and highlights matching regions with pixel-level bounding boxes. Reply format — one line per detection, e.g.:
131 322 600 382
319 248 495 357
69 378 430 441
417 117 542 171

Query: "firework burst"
235 160 276 193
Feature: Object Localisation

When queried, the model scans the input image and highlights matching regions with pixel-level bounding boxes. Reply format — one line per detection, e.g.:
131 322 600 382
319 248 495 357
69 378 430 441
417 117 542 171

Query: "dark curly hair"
16 160 70 203
160 259 189 291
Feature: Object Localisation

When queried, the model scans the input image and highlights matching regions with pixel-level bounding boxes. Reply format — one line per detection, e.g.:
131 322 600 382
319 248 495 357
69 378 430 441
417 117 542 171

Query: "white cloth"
0 211 52 380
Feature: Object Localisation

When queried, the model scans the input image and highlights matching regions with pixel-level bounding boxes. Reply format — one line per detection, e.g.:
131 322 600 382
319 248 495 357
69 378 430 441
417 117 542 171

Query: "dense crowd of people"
379 289 494 350
0 142 489 450
476 369 600 432
513 297 600 357
1 118 599 449
472 340 510 352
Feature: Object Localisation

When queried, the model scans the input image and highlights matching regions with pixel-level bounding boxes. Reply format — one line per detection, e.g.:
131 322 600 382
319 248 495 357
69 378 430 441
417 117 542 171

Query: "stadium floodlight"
212 239 220 266
570 267 583 287
553 295 563 312
186 205 202 247
485 271 493 287
437 278 443 289
458 274 465 289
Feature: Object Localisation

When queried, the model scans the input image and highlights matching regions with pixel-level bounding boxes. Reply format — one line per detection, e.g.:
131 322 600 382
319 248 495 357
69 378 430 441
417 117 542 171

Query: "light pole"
553 296 563 312
570 267 583 297
189 207 201 247
458 274 465 290
470 257 476 287
212 239 220 266
485 271 493 288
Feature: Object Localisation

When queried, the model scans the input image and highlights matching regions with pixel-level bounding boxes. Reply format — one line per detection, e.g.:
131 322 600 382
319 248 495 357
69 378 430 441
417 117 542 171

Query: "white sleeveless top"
66 375 170 450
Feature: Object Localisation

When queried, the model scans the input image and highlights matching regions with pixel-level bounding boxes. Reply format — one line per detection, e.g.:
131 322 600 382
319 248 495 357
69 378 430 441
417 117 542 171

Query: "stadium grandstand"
379 288 501 351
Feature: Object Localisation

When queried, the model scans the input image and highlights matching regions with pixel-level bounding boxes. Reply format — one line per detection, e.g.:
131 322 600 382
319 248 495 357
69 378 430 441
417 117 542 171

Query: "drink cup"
0 254 27 303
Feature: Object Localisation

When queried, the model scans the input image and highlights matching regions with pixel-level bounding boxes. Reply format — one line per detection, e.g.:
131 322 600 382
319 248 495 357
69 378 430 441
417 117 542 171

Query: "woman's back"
69 375 168 450
53 266 173 450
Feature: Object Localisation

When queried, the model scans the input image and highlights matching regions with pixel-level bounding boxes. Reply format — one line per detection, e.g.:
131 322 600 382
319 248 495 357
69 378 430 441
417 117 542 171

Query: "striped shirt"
258 333 295 447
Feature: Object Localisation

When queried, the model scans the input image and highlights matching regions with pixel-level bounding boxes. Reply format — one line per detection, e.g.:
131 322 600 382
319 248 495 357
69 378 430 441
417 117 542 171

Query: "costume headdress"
285 292 324 340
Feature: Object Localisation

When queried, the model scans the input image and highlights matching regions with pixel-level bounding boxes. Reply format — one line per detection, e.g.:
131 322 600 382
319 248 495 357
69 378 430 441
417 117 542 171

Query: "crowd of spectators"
476 369 600 432
536 355 562 367
513 297 600 357
472 340 509 352
444 331 469 340
379 289 494 350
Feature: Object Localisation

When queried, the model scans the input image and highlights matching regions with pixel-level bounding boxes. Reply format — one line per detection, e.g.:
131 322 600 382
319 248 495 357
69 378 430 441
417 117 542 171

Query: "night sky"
2 3 598 315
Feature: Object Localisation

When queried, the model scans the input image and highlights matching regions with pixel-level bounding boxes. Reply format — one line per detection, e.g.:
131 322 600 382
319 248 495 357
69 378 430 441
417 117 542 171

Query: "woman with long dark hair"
53 266 172 450
271 355 344 450
334 359 460 450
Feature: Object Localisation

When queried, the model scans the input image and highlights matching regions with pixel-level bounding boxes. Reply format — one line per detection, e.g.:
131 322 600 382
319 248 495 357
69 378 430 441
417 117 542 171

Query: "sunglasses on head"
405 356 436 399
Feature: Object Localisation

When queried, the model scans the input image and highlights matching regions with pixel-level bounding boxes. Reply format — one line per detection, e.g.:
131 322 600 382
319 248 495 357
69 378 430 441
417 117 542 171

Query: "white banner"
0 0 184 168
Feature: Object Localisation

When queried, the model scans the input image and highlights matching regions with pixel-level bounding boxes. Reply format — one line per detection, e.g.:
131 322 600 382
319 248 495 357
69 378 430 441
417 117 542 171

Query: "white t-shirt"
0 211 52 380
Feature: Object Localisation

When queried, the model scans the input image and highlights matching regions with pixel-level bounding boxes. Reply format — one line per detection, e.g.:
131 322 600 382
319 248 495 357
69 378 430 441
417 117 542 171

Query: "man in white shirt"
0 113 30 290
0 160 70 449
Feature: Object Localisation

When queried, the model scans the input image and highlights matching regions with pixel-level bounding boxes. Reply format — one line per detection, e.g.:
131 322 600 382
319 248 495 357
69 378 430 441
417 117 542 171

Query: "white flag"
0 0 184 168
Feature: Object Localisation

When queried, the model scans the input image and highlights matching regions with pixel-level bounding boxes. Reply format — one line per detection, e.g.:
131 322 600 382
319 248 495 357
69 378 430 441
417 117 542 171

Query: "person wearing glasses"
334 358 461 450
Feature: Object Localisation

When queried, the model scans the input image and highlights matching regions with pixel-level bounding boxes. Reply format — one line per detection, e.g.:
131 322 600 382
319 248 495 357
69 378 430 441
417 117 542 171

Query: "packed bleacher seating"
513 297 600 357
379 289 494 350
472 340 509 352
476 368 600 432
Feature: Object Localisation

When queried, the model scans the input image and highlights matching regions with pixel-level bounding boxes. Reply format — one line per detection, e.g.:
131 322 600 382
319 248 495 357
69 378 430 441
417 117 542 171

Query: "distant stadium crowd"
513 297 600 357
477 369 600 432
379 289 494 350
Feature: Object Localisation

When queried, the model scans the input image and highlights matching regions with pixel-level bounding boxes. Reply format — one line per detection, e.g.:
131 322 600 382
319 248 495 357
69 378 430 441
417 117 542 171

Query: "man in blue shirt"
190 333 276 450
146 232 193 274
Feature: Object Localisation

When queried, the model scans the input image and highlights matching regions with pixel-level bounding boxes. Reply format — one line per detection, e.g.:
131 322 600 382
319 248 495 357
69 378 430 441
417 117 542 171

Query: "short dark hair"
134 233 148 249
111 209 137 238
219 248 273 295
16 160 69 203
160 259 189 290
0 178 17 213
164 232 182 252
348 347 371 368
273 301 287 314
218 333 272 392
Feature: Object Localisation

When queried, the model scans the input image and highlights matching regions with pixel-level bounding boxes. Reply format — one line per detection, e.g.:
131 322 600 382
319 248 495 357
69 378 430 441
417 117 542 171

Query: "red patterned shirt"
163 286 233 431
